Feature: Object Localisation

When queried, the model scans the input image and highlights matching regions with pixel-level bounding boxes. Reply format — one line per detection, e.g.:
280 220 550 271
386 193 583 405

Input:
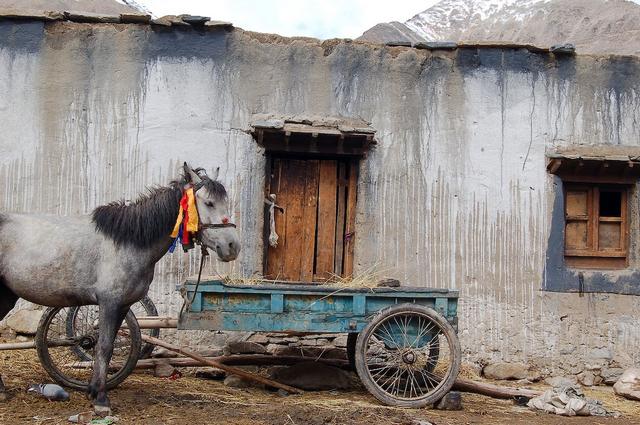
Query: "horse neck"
145 236 177 265
141 184 188 264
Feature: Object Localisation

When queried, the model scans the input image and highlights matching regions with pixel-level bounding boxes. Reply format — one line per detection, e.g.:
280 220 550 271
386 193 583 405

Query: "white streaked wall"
0 21 638 373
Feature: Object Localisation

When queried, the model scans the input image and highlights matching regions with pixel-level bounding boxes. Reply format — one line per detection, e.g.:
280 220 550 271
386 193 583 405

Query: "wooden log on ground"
453 377 542 399
136 317 178 329
139 333 303 394
66 355 350 370
136 355 349 369
0 341 36 350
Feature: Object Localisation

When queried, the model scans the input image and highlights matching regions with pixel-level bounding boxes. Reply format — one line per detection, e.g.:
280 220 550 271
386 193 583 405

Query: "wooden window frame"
564 183 630 269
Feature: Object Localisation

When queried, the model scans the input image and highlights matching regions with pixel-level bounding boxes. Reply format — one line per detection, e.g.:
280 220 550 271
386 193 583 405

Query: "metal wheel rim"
66 306 96 362
361 310 454 402
131 297 160 359
66 297 159 361
38 307 139 390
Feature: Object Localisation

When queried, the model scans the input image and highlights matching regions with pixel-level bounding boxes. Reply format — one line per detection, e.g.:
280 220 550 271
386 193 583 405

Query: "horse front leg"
88 303 127 416
0 281 18 401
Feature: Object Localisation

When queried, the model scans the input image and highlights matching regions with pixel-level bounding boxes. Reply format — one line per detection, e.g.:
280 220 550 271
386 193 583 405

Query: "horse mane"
92 183 183 248
91 175 229 249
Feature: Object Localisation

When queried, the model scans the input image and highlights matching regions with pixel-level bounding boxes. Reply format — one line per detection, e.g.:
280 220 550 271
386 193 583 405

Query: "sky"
136 0 440 39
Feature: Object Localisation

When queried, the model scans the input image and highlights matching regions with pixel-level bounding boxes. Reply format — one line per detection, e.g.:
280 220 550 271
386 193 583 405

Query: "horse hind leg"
0 277 19 399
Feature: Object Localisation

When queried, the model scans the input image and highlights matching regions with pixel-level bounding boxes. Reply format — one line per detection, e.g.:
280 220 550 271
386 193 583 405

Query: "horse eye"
205 201 214 208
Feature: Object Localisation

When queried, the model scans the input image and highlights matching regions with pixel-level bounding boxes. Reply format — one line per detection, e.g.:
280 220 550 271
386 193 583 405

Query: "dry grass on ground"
0 347 639 425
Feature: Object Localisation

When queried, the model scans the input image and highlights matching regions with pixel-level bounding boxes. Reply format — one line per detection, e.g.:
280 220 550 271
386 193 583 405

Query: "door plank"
343 160 358 277
282 160 307 280
263 158 273 276
334 161 347 275
315 160 338 279
266 159 285 279
300 160 320 281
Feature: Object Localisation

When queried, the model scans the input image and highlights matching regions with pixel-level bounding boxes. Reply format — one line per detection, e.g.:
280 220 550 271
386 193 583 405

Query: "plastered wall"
1 20 639 373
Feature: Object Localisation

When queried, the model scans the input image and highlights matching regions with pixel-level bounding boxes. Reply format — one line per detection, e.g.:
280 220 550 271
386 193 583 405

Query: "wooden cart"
35 279 461 408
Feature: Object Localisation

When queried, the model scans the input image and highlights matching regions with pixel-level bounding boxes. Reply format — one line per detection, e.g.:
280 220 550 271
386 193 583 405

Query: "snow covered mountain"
359 0 640 56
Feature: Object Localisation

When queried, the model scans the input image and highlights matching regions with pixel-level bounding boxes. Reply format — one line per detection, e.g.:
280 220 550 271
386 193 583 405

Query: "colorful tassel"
169 187 200 252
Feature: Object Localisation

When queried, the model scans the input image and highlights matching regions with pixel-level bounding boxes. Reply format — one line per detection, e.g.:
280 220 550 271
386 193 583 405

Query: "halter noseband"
199 222 236 230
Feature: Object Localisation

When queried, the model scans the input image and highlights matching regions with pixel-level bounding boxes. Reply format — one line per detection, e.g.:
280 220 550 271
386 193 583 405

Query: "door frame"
262 152 359 282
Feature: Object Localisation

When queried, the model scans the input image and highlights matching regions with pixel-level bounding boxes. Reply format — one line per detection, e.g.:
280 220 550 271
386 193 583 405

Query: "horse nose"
228 240 241 258
216 239 241 262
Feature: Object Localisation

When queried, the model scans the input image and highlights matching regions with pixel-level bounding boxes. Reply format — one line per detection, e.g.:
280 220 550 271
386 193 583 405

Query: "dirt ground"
0 348 639 425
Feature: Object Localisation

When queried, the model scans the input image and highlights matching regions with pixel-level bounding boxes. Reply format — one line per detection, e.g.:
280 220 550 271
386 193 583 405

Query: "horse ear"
183 162 202 184
211 167 220 181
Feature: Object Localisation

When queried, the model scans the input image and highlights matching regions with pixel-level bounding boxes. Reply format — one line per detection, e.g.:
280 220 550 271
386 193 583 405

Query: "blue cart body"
178 280 459 334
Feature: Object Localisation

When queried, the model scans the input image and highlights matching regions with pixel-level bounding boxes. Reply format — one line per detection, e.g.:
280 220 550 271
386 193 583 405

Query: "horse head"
184 163 241 262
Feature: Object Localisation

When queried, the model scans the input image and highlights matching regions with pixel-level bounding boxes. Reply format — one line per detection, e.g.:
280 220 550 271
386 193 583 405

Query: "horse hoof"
93 404 111 417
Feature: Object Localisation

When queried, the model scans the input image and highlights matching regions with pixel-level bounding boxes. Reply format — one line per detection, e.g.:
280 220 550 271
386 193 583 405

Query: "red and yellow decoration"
169 186 199 252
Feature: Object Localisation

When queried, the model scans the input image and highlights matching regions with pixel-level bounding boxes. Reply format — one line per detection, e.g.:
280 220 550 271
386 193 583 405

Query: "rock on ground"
224 341 267 355
333 334 348 348
269 362 355 391
601 367 624 385
154 362 178 378
436 391 462 410
483 362 528 380
247 333 269 344
577 371 599 387
199 348 224 357
545 376 578 388
5 309 43 335
195 368 226 380
223 375 253 388
613 368 640 401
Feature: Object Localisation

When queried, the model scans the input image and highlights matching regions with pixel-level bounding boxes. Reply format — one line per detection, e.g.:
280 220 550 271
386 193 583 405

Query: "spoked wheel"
36 307 142 391
66 296 159 361
355 304 461 408
131 296 160 359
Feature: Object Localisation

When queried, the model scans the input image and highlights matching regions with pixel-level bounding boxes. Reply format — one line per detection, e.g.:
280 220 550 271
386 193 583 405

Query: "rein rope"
179 244 209 316
175 177 236 314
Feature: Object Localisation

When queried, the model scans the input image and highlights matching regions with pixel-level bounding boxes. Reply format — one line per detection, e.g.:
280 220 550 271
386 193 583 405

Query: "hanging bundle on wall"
264 194 282 247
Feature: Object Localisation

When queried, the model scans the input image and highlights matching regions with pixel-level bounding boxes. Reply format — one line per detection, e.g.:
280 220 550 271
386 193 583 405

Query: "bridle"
180 176 237 315
198 222 236 230
192 177 237 235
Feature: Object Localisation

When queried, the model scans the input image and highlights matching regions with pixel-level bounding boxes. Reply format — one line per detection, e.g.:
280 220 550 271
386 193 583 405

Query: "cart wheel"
36 307 141 391
133 296 160 359
346 333 357 370
66 296 159 361
355 303 460 408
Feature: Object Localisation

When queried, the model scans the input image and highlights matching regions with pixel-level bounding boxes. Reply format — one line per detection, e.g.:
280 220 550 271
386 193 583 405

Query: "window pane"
599 191 622 217
599 222 621 250
566 221 588 250
566 191 588 216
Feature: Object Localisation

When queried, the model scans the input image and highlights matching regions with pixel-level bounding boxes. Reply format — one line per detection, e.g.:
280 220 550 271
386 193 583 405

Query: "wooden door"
265 157 358 282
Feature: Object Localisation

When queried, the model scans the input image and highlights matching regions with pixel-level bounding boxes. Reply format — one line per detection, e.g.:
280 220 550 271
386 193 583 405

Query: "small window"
564 184 629 269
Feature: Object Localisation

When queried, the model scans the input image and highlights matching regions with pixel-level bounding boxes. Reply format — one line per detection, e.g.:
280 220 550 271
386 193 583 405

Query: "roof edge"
1 11 639 60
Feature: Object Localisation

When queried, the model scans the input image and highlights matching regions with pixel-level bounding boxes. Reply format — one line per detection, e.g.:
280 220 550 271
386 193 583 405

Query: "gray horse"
0 163 240 413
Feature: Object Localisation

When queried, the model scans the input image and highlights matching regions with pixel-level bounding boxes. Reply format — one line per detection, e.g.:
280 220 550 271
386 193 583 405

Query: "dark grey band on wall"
0 21 44 54
543 176 640 296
